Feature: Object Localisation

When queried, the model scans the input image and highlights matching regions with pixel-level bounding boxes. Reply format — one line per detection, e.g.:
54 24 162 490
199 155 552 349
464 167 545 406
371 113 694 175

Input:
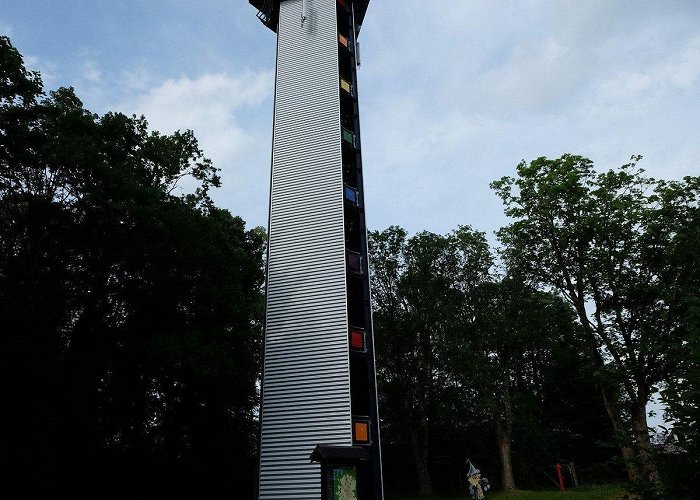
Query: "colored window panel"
350 330 364 350
347 253 362 273
337 0 347 7
344 186 359 205
340 78 352 94
342 129 355 146
338 33 349 48
353 421 369 444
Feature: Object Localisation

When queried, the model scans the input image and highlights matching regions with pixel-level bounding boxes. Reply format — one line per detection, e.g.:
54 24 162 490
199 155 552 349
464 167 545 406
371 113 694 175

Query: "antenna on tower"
351 2 360 67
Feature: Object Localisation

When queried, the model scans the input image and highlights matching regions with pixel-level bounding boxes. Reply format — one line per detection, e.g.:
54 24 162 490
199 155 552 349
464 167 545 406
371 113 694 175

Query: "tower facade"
250 0 382 498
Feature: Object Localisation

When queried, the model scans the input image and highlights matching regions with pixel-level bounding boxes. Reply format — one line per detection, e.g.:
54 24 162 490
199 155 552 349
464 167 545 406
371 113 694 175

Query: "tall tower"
249 0 382 498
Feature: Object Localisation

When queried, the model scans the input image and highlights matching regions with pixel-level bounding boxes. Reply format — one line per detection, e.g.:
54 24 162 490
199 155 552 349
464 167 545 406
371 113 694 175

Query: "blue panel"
345 186 359 205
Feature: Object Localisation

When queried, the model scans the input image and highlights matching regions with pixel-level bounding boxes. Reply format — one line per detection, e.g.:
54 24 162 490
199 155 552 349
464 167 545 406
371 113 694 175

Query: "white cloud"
23 54 57 86
357 0 700 235
594 35 700 103
81 59 102 83
125 71 271 131
119 70 275 226
122 64 153 91
24 54 38 66
122 71 272 161
670 36 700 89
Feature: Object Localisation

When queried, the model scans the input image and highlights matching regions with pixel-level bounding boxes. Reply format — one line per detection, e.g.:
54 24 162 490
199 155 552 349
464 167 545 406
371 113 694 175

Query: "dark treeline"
370 156 699 498
1 37 265 494
370 227 619 496
3 36 699 499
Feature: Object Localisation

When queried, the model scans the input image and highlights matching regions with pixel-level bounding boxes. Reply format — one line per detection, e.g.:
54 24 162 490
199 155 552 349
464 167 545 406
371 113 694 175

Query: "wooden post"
568 462 579 487
555 463 565 492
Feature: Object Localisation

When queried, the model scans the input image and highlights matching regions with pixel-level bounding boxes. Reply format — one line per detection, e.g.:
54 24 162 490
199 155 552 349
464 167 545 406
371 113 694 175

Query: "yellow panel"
340 79 351 93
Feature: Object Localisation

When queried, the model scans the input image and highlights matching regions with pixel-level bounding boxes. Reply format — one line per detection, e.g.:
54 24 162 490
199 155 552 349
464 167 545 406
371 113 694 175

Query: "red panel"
347 253 361 272
350 330 364 350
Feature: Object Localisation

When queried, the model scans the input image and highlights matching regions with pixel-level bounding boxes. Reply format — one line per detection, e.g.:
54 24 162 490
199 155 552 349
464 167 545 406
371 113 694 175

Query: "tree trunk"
496 380 516 491
568 300 642 482
601 387 638 482
410 424 432 496
630 400 663 493
496 421 516 491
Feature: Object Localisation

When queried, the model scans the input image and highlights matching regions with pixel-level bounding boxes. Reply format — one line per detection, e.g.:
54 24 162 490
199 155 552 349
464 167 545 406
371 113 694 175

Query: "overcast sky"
2 0 699 241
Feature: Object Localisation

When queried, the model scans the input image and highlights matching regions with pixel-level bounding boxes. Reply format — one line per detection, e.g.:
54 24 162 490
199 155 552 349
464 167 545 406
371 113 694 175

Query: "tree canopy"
0 36 265 493
369 226 615 496
492 154 700 496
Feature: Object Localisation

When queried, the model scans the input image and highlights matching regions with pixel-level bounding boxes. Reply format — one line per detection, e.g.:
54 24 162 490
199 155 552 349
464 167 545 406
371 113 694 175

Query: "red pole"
555 463 565 492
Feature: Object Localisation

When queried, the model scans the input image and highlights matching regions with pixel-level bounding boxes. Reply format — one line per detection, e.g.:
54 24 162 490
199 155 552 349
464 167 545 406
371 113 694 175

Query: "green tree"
658 177 700 498
369 225 492 496
0 36 264 493
369 226 617 496
492 154 700 494
447 273 614 492
461 278 583 490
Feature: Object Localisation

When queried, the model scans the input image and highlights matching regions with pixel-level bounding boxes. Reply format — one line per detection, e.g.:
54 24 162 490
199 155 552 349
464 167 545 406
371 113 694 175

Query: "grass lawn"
488 484 627 499
389 483 628 500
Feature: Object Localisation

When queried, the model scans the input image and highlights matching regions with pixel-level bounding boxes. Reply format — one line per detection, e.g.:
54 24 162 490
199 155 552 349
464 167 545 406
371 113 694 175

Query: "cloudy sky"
2 0 699 241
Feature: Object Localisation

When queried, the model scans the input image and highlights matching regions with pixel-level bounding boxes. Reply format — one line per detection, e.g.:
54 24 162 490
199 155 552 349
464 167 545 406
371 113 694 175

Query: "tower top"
250 0 370 34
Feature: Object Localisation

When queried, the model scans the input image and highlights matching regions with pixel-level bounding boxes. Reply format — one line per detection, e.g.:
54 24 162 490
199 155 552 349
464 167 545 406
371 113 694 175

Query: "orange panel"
354 422 369 443
338 33 349 47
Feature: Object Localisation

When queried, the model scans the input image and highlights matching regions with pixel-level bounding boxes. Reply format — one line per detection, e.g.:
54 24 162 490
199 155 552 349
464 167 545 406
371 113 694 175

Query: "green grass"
488 484 627 499
390 483 628 500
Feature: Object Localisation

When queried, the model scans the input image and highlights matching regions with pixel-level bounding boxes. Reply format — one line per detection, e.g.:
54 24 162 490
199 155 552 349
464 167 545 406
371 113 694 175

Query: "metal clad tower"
250 0 382 498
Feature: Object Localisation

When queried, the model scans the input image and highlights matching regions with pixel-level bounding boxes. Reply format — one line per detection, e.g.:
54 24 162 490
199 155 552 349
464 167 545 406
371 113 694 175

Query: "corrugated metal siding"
259 0 350 498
